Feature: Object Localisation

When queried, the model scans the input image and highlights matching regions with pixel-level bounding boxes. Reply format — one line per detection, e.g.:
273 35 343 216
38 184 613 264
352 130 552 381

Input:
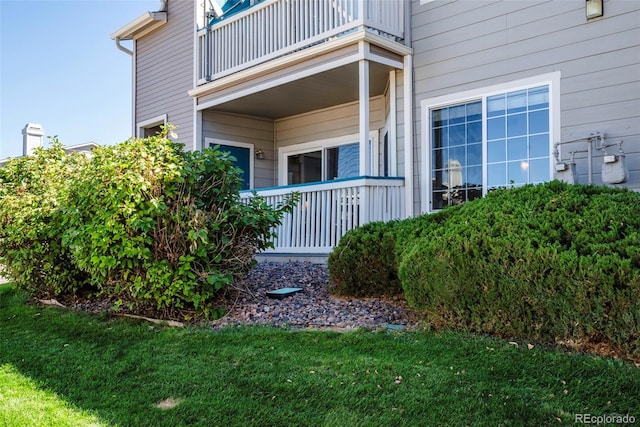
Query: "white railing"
241 176 404 253
197 0 404 84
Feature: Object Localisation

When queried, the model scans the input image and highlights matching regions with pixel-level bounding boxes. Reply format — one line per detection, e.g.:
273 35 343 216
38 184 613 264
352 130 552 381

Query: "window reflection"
431 85 551 210
431 100 483 209
287 151 321 185
326 143 359 180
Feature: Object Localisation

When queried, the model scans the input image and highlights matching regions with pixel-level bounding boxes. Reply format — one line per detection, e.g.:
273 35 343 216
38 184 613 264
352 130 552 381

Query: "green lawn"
1 284 638 426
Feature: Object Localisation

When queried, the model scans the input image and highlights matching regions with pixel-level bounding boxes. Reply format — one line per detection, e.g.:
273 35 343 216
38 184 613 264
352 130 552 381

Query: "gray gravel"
211 262 419 330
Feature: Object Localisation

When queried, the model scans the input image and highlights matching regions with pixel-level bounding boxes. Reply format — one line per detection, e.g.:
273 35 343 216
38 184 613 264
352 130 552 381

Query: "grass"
1 284 639 427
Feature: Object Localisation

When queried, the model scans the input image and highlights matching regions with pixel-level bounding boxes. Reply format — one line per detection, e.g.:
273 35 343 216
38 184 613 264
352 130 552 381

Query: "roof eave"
110 11 167 41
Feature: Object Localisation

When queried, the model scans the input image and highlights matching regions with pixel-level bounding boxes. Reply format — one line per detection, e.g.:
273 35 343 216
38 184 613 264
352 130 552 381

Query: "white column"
403 54 413 219
22 123 44 156
389 70 397 176
359 59 370 176
359 56 370 224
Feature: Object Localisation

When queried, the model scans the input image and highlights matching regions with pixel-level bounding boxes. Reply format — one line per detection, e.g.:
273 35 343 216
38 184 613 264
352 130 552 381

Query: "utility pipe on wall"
114 38 133 56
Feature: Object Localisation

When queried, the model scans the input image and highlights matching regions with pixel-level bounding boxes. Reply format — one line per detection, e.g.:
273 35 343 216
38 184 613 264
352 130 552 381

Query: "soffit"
111 11 167 40
210 61 393 119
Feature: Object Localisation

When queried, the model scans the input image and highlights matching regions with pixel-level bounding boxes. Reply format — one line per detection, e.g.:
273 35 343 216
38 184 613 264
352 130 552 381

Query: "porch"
192 0 414 255
196 0 405 84
241 176 404 254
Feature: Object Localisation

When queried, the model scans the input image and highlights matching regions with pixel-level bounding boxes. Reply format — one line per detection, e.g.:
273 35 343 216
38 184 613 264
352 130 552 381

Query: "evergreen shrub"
398 182 640 358
327 204 456 297
328 221 401 296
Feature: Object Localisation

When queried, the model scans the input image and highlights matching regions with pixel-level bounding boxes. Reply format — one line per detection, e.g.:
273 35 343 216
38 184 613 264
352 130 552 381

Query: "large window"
423 74 559 212
279 133 378 186
486 86 550 189
431 101 483 209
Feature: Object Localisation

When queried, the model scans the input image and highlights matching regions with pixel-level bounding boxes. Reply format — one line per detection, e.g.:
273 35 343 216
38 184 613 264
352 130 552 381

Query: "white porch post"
389 70 397 176
359 56 370 224
403 53 414 219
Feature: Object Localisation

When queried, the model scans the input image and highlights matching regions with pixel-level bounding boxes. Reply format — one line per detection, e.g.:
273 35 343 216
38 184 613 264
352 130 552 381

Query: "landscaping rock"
211 262 419 330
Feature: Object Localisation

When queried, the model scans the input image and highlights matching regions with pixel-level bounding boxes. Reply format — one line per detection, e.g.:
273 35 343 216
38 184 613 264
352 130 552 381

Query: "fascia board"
110 11 167 41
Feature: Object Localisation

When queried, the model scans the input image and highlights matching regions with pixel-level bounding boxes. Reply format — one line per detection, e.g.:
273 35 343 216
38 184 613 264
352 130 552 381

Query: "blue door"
214 143 251 190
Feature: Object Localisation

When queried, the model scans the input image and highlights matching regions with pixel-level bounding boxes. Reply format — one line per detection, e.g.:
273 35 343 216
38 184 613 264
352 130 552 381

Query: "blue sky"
0 0 158 159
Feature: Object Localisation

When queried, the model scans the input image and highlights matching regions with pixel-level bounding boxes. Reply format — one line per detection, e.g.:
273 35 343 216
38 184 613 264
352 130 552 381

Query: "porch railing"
241 176 405 253
197 0 405 84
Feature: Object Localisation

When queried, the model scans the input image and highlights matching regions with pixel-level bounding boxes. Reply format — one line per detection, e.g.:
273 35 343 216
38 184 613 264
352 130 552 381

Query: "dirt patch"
155 397 183 410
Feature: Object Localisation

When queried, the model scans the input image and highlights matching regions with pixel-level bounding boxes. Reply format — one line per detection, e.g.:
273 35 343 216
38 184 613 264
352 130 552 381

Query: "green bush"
398 182 640 359
1 130 296 319
327 205 456 297
328 221 401 297
61 132 296 317
0 141 90 296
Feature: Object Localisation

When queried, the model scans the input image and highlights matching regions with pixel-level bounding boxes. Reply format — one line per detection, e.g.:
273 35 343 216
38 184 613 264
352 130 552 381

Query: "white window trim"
278 132 379 186
136 114 168 138
205 137 255 190
420 72 561 213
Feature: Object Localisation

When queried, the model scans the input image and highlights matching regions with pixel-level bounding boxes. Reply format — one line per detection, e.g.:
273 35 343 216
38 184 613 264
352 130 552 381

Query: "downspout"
113 37 135 136
114 37 133 56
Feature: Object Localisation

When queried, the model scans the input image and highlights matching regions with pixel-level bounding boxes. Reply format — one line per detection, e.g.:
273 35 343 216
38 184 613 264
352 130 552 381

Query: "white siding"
135 0 194 148
412 0 640 212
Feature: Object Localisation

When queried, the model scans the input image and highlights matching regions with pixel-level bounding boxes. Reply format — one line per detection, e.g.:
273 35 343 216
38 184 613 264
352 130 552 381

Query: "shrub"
0 141 90 296
327 205 456 297
398 182 640 359
61 131 296 318
328 221 401 297
1 129 296 319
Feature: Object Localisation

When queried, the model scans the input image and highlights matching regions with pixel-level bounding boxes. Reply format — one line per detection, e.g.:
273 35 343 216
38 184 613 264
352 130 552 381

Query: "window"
287 151 321 184
486 87 550 188
137 114 167 138
422 73 559 212
431 101 483 209
279 133 378 185
205 138 254 190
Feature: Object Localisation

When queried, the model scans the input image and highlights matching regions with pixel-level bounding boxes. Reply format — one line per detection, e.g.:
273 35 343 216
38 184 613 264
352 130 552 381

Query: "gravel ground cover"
211 262 419 330
44 261 419 329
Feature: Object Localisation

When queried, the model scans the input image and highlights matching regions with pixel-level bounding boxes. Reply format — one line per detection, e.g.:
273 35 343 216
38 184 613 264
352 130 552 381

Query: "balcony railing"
197 0 404 84
241 176 405 253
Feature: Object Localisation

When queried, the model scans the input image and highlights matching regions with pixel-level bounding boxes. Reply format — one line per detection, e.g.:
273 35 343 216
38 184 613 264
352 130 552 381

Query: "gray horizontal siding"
276 97 385 147
202 111 276 188
135 0 194 148
412 0 640 208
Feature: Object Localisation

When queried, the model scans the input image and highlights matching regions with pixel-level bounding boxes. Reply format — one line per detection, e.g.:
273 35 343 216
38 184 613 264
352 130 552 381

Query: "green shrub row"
0 131 296 318
328 181 640 359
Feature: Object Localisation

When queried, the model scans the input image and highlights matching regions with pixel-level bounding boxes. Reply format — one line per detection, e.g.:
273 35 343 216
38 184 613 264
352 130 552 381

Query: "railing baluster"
201 0 403 81
240 178 404 252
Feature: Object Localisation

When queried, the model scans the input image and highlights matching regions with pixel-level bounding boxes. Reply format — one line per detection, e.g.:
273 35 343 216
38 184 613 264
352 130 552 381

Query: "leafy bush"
398 182 640 359
61 132 296 317
1 130 296 319
0 141 90 296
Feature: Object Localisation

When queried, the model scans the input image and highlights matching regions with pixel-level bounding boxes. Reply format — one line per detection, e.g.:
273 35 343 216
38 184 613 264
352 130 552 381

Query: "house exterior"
112 0 640 255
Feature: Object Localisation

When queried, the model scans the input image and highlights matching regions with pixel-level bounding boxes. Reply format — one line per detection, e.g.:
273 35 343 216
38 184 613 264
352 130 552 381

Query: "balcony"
241 176 404 253
197 0 405 84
